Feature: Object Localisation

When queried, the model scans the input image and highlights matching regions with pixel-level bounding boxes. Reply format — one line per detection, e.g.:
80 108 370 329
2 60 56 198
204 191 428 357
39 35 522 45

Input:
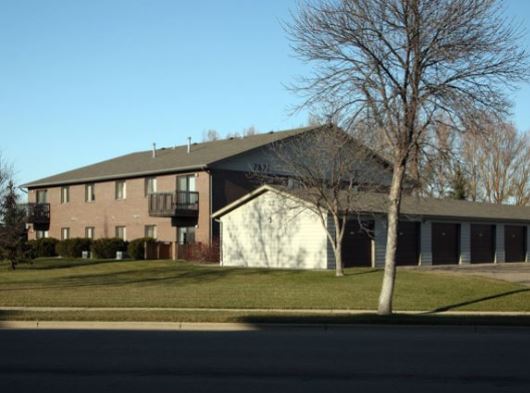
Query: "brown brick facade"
27 171 212 255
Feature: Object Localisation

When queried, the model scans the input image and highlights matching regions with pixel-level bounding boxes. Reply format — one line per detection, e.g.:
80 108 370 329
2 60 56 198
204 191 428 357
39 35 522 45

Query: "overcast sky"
1 0 529 186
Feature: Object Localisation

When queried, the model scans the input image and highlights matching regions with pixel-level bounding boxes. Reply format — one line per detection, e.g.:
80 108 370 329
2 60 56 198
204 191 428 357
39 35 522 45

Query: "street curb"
0 320 261 331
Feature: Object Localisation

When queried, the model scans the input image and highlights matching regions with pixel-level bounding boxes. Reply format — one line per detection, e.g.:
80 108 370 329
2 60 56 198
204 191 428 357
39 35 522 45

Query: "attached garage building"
213 185 530 270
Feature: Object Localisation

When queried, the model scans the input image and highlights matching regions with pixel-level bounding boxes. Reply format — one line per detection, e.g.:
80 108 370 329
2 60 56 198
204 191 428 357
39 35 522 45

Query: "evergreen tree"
449 166 468 200
0 181 28 269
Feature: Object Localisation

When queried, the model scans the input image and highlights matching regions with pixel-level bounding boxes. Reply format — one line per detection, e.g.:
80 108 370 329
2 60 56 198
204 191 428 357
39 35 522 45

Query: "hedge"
27 238 59 258
91 238 128 259
56 238 92 258
127 237 157 260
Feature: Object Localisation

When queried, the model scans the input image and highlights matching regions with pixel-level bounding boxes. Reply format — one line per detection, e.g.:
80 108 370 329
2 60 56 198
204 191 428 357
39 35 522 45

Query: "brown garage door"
395 221 420 266
471 224 495 264
505 225 526 263
342 220 373 267
432 223 460 265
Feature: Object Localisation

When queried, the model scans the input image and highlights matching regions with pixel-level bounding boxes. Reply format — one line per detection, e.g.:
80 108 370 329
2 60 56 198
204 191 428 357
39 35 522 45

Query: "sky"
1 0 529 187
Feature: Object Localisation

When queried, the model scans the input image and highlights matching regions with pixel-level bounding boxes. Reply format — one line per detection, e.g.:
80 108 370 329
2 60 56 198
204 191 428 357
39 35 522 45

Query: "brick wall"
27 171 212 246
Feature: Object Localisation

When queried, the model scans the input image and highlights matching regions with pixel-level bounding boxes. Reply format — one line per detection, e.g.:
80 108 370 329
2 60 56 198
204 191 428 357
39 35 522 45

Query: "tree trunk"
333 215 344 277
377 160 407 315
334 242 344 277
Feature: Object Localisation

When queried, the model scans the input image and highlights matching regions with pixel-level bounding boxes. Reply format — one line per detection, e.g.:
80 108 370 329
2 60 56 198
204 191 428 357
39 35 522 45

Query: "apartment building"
22 126 339 258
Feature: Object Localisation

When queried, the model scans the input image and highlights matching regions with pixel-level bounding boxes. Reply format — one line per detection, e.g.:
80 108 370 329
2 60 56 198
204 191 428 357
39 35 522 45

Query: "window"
61 186 70 204
85 227 95 239
115 226 126 240
145 177 157 196
177 174 196 192
36 230 49 239
36 190 48 203
115 180 126 200
61 227 70 240
85 183 95 202
178 226 196 245
144 225 157 239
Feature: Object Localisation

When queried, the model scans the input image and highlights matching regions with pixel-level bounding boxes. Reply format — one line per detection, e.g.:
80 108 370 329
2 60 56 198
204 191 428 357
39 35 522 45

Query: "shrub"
127 237 157 260
179 238 219 263
27 238 59 258
56 238 92 258
91 238 128 259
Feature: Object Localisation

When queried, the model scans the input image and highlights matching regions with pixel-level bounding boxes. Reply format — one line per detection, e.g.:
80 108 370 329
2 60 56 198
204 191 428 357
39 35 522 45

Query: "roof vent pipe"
187 137 191 154
152 143 156 158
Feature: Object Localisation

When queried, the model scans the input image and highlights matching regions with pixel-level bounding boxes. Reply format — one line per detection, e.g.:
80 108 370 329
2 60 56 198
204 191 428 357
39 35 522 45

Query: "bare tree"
511 132 530 206
202 129 220 142
461 119 530 205
242 126 259 136
267 125 390 276
288 0 528 314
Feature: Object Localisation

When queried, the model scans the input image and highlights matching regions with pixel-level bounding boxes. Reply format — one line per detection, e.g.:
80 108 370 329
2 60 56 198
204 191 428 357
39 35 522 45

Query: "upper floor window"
145 177 157 196
177 174 196 192
36 189 48 204
61 227 70 240
85 183 95 202
115 180 126 200
145 225 157 239
61 186 70 204
115 226 126 240
85 227 95 239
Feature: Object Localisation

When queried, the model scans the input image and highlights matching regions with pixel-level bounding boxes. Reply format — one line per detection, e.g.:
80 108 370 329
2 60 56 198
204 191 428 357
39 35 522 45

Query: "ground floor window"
85 227 95 239
61 227 70 240
115 226 126 240
178 226 196 245
36 230 49 239
145 225 157 239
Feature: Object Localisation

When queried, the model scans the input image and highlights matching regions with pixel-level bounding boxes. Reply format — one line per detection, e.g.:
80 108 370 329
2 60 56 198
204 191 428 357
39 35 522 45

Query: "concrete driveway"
413 263 530 286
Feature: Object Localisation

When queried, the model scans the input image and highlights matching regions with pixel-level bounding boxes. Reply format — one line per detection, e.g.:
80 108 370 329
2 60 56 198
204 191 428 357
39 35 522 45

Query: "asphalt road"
1 325 530 393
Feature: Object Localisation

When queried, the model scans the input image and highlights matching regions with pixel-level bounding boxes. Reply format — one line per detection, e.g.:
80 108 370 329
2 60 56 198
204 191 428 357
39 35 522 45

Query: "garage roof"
213 185 530 223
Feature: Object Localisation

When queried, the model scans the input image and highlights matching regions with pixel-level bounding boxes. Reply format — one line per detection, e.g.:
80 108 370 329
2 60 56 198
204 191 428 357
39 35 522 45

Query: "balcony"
22 203 51 225
148 191 199 218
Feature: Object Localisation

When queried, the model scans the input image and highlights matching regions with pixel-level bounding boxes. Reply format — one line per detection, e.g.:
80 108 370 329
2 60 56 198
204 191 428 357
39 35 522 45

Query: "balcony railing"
148 191 199 217
21 203 51 224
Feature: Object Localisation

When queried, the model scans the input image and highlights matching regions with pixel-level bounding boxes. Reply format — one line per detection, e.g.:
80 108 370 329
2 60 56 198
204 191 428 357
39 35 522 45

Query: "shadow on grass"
424 288 530 314
10 258 134 271
0 261 319 292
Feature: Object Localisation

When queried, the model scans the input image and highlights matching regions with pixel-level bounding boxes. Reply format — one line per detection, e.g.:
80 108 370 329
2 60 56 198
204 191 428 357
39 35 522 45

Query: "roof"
22 126 316 188
213 185 530 223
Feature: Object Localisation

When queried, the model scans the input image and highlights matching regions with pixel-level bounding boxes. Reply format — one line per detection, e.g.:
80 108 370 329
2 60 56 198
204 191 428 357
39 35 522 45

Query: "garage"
432 223 460 265
395 221 420 266
505 225 526 263
342 220 373 267
471 224 495 264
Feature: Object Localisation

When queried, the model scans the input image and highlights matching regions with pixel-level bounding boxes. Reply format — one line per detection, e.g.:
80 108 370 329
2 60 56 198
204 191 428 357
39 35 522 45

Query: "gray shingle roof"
22 126 316 188
349 192 530 223
214 185 530 223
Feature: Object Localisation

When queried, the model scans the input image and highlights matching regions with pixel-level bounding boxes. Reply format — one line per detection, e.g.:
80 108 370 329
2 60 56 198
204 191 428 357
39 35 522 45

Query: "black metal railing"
148 191 199 217
21 203 51 224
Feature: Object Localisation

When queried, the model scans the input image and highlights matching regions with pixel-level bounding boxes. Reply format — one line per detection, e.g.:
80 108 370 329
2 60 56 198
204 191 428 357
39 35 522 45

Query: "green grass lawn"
1 258 529 317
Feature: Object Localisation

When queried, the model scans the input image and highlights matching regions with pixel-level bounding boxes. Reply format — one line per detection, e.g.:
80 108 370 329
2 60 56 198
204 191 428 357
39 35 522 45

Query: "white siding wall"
420 221 432 266
495 224 505 263
220 191 328 269
460 222 471 264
